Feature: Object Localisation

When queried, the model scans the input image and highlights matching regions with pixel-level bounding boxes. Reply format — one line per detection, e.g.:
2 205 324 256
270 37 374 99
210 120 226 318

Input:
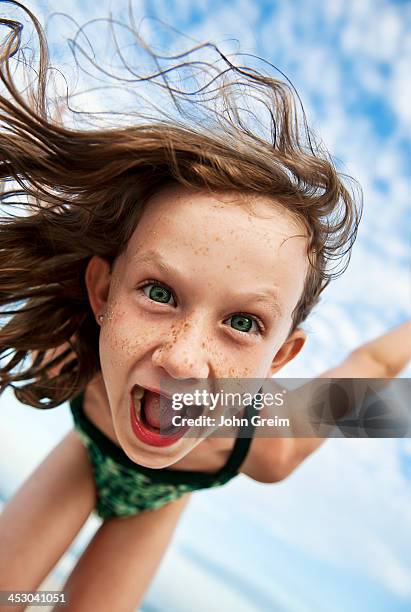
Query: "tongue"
144 391 174 429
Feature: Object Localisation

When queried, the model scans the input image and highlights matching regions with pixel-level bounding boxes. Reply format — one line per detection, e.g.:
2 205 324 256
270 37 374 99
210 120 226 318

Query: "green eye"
229 314 258 334
139 282 263 335
143 282 175 305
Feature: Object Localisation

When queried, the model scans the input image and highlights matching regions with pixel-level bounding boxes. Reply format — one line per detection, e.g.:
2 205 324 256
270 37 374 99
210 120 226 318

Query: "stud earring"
98 314 104 323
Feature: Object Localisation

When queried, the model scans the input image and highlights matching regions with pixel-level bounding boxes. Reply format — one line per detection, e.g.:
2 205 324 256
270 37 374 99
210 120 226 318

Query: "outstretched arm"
288 319 411 469
241 320 411 483
347 319 411 379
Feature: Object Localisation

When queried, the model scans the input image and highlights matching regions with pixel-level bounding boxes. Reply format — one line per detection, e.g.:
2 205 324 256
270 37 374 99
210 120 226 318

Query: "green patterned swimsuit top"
69 391 260 519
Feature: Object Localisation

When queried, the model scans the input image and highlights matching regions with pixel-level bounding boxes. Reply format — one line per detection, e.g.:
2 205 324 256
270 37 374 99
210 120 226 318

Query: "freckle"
226 264 231 269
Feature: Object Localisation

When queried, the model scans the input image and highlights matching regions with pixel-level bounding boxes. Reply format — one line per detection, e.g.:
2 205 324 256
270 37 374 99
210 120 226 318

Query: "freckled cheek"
206 345 266 379
99 304 163 369
225 342 275 378
224 363 262 378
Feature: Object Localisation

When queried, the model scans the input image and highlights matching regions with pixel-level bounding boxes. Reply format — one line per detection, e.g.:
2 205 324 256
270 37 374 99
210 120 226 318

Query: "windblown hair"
0 1 362 408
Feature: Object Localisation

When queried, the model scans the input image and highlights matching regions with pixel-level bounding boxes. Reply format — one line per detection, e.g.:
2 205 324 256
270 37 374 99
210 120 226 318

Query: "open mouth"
130 385 203 448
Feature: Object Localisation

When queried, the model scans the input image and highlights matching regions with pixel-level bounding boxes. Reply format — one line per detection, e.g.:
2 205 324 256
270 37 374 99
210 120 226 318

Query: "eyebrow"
130 250 177 278
130 249 284 318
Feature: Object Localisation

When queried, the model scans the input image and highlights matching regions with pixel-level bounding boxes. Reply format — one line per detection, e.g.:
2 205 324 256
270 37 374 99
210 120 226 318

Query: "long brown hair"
0 1 363 408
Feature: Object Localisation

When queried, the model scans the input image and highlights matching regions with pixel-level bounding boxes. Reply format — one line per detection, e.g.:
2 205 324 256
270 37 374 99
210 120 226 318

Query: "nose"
152 318 211 380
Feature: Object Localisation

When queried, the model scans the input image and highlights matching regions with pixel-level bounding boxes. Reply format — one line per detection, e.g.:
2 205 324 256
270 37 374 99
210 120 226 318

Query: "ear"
84 256 112 325
268 327 307 376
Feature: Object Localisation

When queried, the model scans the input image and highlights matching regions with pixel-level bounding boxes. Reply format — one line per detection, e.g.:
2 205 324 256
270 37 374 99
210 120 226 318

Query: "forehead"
123 184 309 312
127 184 306 254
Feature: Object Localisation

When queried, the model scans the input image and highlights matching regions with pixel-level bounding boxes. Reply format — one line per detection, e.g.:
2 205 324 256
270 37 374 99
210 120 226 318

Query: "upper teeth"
133 385 145 400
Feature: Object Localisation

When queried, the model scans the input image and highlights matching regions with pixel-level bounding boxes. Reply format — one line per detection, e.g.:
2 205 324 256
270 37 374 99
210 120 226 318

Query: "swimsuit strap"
216 399 259 478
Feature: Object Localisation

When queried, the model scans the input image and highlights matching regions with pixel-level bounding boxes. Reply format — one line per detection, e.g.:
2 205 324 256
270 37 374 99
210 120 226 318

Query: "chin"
129 448 181 469
118 431 185 469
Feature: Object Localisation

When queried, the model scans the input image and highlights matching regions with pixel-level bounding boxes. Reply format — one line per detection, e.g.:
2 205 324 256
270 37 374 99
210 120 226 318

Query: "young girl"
0 2 410 610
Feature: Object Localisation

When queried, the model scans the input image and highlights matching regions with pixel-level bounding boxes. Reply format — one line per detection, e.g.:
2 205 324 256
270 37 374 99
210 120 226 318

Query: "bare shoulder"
239 433 295 484
233 396 296 484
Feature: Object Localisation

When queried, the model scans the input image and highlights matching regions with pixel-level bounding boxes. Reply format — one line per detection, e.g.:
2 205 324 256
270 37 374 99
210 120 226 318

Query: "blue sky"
0 1 410 610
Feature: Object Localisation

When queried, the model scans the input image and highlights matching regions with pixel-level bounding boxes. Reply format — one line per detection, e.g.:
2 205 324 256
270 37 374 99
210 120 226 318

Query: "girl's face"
85 183 308 468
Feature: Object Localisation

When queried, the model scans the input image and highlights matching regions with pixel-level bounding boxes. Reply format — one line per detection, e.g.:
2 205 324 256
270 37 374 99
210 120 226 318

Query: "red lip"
130 391 190 447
